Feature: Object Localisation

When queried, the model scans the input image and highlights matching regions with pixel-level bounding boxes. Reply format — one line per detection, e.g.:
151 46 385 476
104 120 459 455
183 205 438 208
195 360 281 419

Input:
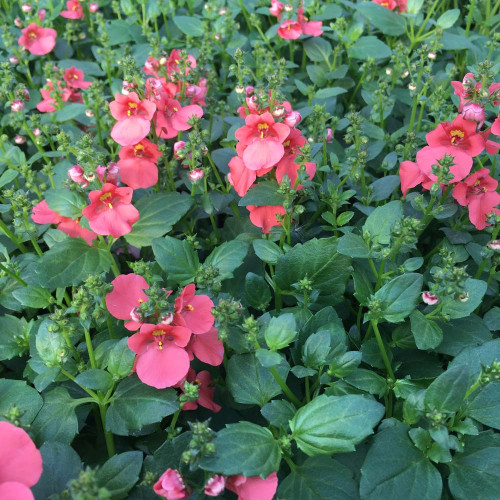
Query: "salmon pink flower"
117 139 161 189
167 49 197 77
248 205 286 233
235 112 290 171
492 117 500 137
187 327 224 366
37 79 81 113
89 3 98 13
18 23 57 56
396 0 407 11
185 82 208 106
373 0 397 9
82 183 139 238
425 115 485 157
11 100 24 112
270 0 284 19
63 66 91 89
227 156 273 197
204 475 226 497
174 284 214 334
283 110 301 128
105 273 149 330
154 98 203 139
61 0 84 19
128 323 191 388
226 472 278 500
96 162 119 185
452 168 500 230
153 469 191 499
68 164 88 187
462 102 485 127
109 92 156 146
178 368 221 413
0 422 43 500
31 200 97 245
399 146 473 196
297 7 323 36
277 20 303 39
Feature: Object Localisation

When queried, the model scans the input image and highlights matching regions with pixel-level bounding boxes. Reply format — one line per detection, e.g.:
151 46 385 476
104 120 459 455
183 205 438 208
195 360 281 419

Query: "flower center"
185 304 194 311
99 192 113 209
134 144 145 156
28 32 38 39
127 102 138 116
450 129 465 144
257 122 269 138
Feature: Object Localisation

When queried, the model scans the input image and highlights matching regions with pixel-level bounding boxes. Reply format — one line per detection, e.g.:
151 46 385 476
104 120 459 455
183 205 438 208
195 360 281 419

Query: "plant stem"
370 321 395 380
0 262 27 286
84 328 97 369
99 403 116 457
269 366 301 408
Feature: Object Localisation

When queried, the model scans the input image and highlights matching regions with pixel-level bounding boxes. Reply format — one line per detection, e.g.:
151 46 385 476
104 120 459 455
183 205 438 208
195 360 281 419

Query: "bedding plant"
1 0 500 499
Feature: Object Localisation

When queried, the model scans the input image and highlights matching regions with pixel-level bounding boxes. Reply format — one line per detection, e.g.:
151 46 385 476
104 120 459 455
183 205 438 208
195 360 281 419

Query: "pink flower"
21 3 32 13
173 141 187 159
425 115 485 157
31 200 97 245
185 83 208 106
153 469 191 499
187 327 224 366
373 0 397 9
248 205 286 233
128 323 191 388
297 7 323 36
283 111 301 128
235 112 290 171
174 284 214 334
154 98 203 139
227 156 272 197
68 164 88 187
452 168 500 230
178 368 221 413
11 100 24 112
105 273 149 330
96 162 119 185
269 0 284 19
117 139 161 190
167 49 197 78
37 80 77 113
89 3 98 13
18 23 57 56
462 102 485 127
488 240 500 251
396 0 407 11
189 169 204 182
109 92 157 146
38 9 46 21
205 475 226 497
82 183 140 238
61 0 84 19
492 117 500 137
63 66 91 89
14 135 26 144
277 20 302 39
422 292 439 305
0 421 43 500
399 146 473 197
226 472 278 500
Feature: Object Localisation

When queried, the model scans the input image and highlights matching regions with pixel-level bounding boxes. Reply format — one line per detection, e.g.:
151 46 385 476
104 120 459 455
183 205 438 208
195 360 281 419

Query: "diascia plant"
0 0 500 499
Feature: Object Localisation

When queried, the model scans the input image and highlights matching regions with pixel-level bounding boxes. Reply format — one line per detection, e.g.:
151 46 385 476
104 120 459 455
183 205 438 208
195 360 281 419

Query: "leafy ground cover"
1 0 500 499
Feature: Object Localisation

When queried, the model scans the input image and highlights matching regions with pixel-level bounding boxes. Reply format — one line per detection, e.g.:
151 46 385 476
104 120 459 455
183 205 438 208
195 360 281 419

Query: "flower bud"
408 82 417 91
401 70 409 78
204 475 226 497
21 3 32 13
14 135 26 144
458 292 469 302
245 85 254 96
21 88 30 100
85 109 95 117
284 4 293 11
422 292 439 305
189 168 204 182
105 162 119 184
284 110 301 127
272 105 286 118
219 8 227 15
326 128 333 143
11 100 24 112
214 33 221 41
161 313 174 325
159 56 168 66
38 8 46 21
385 67 393 76
130 307 142 323
68 164 85 184
9 56 19 64
462 102 485 126
89 3 98 13
235 85 245 94
14 17 23 28
32 128 42 137
427 52 436 60
173 141 186 159
487 240 500 251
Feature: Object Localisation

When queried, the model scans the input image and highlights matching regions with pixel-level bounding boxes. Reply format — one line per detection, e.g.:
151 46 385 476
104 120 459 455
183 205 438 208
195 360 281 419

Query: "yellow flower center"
450 129 465 144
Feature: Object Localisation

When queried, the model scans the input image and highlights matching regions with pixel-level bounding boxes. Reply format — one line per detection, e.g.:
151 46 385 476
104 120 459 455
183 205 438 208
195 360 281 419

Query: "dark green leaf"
424 365 469 413
0 379 42 425
410 310 443 350
363 200 403 245
107 337 136 379
205 240 249 280
152 236 199 285
96 451 143 497
467 382 500 430
253 239 283 264
239 181 285 206
265 313 297 351
348 36 392 60
337 232 370 258
173 16 204 37
357 2 407 35
245 272 272 310
261 400 296 428
75 369 113 392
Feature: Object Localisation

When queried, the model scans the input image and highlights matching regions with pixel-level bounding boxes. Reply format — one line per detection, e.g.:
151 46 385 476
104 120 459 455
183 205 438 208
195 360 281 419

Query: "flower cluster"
270 2 323 40
400 71 500 230
154 468 277 500
105 274 223 391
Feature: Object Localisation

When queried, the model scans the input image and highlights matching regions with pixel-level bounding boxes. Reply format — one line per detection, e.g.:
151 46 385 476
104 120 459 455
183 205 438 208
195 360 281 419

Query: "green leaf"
441 279 487 319
75 369 113 392
12 286 53 309
360 419 442 500
436 9 460 29
32 442 82 499
357 2 407 36
484 307 500 331
304 37 332 63
173 15 204 37
448 431 500 500
106 376 178 435
45 188 86 219
226 353 289 407
245 272 272 310
239 181 285 206
55 103 88 122
256 349 283 367
345 368 387 397
424 365 469 413
265 313 297 351
261 400 296 428
302 331 330 369
0 379 42 425
253 239 283 264
35 239 112 288
277 456 359 500
96 451 143 497
410 310 443 350
436 315 492 356
124 193 192 248
0 314 28 360
31 387 80 445
58 59 105 76
348 36 392 60
467 382 500 430
0 169 19 188
152 236 200 285
314 87 348 99
374 273 423 323
36 319 67 367
337 232 370 258
407 0 424 14
290 394 384 455
107 337 136 379
205 240 249 280
200 422 281 477
363 200 403 245
274 238 352 306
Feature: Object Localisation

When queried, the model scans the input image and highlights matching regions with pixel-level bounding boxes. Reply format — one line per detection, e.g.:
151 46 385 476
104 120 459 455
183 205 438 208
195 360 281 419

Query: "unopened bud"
189 168 204 182
9 56 19 64
14 135 26 144
21 3 32 13
284 4 293 12
428 51 436 60
85 109 94 117
32 128 42 137
408 83 417 91
401 70 409 78
89 2 98 13
385 67 393 76
487 240 500 251
219 8 227 15
422 292 439 305
11 100 24 112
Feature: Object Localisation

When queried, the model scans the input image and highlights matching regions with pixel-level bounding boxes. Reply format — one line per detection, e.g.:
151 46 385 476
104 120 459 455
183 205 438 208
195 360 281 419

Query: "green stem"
465 0 476 36
84 328 97 369
99 403 116 457
370 321 395 380
0 219 27 253
269 366 301 408
0 262 27 286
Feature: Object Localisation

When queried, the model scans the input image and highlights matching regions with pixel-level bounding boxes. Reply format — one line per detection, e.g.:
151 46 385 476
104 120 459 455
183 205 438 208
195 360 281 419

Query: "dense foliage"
1 0 500 499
